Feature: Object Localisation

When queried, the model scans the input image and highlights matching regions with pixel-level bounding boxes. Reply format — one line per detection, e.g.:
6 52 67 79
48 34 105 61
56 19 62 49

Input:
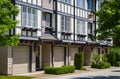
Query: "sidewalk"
15 66 120 79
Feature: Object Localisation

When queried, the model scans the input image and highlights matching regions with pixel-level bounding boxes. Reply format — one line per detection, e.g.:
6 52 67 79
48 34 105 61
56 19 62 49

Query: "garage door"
13 46 29 74
70 47 78 65
54 47 64 67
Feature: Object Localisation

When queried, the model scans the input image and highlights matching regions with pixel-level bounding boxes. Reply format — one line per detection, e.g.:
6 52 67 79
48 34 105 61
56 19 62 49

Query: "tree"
0 0 19 47
95 0 120 46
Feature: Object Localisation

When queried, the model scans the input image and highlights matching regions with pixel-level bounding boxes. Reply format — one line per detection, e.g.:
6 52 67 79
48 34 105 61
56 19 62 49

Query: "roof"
41 33 57 41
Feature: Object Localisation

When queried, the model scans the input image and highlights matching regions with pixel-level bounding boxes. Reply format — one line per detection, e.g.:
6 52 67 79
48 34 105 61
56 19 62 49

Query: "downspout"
73 0 75 44
55 0 58 37
95 0 97 41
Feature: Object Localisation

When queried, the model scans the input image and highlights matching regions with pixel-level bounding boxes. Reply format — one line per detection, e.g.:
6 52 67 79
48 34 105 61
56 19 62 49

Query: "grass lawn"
0 76 32 79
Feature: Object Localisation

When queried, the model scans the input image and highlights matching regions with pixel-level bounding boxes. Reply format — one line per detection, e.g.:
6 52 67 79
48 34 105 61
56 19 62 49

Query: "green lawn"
0 76 32 79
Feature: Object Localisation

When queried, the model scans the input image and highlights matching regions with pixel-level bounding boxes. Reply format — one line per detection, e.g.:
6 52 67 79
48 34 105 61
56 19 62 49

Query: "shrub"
74 53 84 70
91 53 111 69
115 61 120 66
116 53 120 61
44 66 75 75
106 53 116 66
91 52 100 65
91 62 110 69
109 47 120 62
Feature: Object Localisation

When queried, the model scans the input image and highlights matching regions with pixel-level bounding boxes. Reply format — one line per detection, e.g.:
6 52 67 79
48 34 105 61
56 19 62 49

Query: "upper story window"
77 20 85 34
60 0 71 4
77 0 85 8
21 6 38 27
98 0 102 10
87 0 93 11
88 22 93 34
61 16 71 32
43 13 51 27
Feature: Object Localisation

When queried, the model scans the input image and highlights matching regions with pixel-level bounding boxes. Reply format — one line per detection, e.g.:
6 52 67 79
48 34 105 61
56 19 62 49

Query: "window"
77 0 85 8
61 16 71 32
87 0 93 10
77 20 85 34
60 0 71 4
45 13 51 27
61 34 71 40
88 22 93 34
98 0 101 10
88 22 95 39
21 6 38 27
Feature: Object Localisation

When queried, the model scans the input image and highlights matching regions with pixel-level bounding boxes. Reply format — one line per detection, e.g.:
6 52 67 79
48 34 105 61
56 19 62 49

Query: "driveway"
46 67 120 79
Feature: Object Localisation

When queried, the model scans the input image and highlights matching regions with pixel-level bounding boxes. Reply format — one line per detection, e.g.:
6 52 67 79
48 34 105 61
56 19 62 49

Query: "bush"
115 61 120 66
44 66 75 75
91 52 100 65
92 62 111 69
116 53 120 61
74 53 84 70
109 47 120 62
106 53 116 66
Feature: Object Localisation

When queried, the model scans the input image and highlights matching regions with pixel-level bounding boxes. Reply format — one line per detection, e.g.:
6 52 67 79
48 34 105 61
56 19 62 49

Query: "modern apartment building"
0 0 112 75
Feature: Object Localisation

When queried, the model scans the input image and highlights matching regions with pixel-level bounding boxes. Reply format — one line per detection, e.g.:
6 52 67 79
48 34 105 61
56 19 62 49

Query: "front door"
36 46 41 71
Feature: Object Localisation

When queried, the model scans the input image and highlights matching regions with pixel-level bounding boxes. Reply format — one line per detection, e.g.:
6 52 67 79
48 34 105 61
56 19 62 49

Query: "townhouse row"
0 0 112 75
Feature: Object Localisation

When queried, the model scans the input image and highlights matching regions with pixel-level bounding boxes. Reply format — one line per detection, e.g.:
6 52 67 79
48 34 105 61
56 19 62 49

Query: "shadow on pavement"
111 70 120 72
70 76 120 79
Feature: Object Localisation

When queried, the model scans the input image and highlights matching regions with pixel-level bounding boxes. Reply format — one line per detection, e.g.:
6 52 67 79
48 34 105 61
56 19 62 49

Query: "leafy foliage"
74 53 84 70
95 0 120 46
106 53 116 66
0 0 19 47
44 66 75 75
115 61 120 67
91 52 110 69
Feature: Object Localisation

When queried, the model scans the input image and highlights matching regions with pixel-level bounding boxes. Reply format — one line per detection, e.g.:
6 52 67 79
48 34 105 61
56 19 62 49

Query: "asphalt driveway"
47 67 120 79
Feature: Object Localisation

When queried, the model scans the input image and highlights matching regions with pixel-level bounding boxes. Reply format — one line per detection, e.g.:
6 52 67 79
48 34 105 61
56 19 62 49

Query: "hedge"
74 53 84 70
106 53 116 66
115 61 120 67
91 62 111 69
44 66 75 75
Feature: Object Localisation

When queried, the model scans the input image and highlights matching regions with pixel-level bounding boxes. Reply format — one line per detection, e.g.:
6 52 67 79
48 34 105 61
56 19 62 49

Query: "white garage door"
70 47 78 65
13 46 29 74
54 47 64 67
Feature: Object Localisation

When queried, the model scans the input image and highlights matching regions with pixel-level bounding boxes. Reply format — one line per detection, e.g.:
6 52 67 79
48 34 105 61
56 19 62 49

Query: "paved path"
47 67 120 79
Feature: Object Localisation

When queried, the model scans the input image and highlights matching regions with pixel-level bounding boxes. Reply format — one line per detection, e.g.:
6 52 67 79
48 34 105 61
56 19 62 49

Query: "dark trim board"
64 47 67 65
51 43 54 67
29 45 32 72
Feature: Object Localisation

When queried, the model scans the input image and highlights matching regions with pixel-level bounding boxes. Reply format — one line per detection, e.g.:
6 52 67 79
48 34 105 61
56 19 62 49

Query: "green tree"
95 0 120 46
0 0 19 47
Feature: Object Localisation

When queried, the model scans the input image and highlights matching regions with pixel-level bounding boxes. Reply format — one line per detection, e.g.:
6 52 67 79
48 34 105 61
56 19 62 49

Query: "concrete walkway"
15 67 120 79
